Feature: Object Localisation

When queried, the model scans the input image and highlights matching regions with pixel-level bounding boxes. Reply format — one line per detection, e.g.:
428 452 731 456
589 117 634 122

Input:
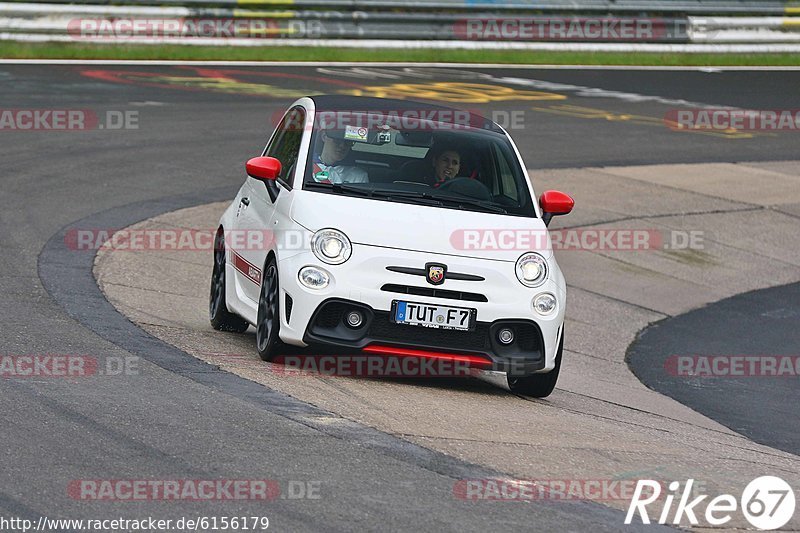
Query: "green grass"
2 41 799 65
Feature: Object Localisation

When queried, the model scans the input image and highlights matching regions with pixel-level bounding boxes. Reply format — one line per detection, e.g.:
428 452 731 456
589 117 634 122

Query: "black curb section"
627 282 800 457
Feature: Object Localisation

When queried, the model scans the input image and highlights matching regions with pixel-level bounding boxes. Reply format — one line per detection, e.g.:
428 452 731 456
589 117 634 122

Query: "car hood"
290 191 553 262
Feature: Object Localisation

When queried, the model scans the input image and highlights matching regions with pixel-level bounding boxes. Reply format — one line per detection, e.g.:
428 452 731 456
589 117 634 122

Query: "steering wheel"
435 178 492 201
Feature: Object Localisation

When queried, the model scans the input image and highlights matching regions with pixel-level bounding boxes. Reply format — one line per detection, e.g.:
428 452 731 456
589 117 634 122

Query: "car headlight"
515 252 548 287
311 228 352 265
533 293 557 315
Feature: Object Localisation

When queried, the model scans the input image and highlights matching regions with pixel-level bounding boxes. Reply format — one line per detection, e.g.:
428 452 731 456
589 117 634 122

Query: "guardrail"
0 1 798 48
2 0 800 15
690 15 800 41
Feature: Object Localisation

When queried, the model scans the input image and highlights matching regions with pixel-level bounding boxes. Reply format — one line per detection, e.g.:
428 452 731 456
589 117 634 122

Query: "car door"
232 106 305 305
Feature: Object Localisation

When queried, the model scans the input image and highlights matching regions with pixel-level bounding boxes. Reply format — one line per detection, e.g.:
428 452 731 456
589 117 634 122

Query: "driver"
311 128 368 184
426 143 462 188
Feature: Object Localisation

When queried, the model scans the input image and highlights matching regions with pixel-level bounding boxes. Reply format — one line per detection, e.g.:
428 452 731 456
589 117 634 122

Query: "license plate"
391 300 476 331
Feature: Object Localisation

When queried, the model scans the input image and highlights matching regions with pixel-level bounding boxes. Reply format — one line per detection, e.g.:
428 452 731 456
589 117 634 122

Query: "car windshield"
302 112 536 217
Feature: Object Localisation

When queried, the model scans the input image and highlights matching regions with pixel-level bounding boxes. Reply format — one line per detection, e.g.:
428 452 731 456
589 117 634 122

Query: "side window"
265 107 305 189
493 144 519 202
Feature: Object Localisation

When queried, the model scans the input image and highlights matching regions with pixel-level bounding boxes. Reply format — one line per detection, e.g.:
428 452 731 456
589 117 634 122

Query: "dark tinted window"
302 113 535 217
266 107 305 187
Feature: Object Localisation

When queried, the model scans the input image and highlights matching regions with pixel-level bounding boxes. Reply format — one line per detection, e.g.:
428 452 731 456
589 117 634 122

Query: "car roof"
307 95 504 134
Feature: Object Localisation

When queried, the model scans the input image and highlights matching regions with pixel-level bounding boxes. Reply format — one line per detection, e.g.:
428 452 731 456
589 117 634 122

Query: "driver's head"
319 129 355 166
430 144 461 183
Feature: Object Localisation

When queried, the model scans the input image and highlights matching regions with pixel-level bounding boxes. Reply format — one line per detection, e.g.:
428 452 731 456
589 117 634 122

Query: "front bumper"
276 244 566 373
302 298 546 375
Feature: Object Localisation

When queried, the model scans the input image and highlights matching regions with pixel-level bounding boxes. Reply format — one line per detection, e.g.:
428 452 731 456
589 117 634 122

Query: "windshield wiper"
305 183 440 206
426 194 508 215
304 181 374 197
371 189 508 214
304 183 505 213
389 196 444 207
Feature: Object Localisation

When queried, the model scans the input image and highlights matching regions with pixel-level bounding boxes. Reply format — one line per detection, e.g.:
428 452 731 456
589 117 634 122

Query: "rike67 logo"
626 476 796 530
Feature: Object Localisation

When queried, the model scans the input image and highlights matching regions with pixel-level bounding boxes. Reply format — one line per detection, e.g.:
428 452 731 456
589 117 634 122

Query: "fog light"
533 293 557 315
498 328 514 345
346 310 363 328
298 266 330 289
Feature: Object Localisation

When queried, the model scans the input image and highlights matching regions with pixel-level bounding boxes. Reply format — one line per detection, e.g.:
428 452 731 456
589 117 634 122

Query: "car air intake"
285 294 293 323
380 283 488 303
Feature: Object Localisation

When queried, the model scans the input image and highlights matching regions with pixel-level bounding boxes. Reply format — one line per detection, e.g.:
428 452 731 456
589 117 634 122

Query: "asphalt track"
629 281 800 455
2 63 799 531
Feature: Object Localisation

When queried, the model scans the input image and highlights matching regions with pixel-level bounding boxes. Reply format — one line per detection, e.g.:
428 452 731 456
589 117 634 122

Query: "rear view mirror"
246 156 281 181
539 190 574 226
395 131 433 147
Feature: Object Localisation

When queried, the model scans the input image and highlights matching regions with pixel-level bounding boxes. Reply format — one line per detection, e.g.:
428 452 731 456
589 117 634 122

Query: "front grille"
381 283 488 303
385 266 485 282
316 301 349 328
368 311 491 351
515 323 540 351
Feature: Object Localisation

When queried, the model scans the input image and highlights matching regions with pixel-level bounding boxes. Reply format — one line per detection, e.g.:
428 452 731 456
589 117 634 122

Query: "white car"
210 96 574 397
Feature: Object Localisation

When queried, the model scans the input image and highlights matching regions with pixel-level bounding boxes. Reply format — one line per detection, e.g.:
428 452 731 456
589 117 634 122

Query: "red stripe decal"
230 251 262 285
363 345 493 368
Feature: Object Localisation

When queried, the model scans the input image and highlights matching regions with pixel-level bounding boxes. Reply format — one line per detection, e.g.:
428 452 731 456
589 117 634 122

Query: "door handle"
240 197 250 206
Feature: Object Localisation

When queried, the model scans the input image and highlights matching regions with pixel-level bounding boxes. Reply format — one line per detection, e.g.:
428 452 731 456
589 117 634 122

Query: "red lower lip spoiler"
362 345 493 368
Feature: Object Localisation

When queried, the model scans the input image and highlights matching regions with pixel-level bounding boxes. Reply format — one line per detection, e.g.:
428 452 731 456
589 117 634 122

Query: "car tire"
209 229 250 333
256 255 284 362
507 328 563 398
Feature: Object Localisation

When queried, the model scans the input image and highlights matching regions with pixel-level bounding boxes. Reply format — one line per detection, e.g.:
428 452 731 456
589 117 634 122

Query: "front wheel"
507 328 563 398
209 230 249 333
256 256 284 362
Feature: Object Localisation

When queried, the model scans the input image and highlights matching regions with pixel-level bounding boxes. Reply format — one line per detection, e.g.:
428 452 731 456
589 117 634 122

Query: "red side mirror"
246 156 281 181
539 190 574 216
539 190 574 226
